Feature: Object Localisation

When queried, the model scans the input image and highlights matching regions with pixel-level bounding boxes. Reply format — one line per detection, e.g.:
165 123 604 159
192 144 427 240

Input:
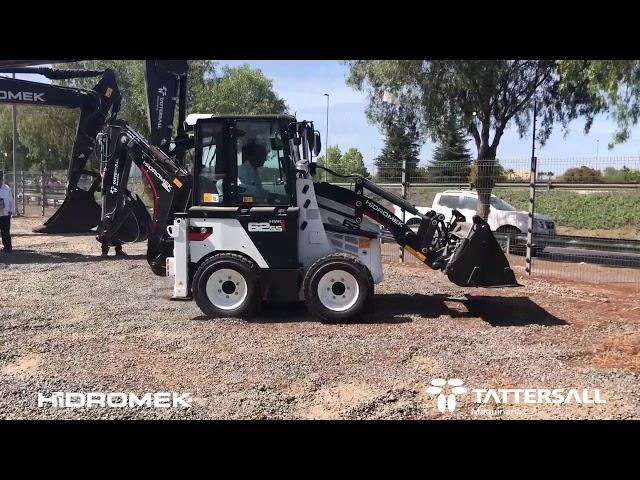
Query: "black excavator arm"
96 120 191 275
0 66 121 232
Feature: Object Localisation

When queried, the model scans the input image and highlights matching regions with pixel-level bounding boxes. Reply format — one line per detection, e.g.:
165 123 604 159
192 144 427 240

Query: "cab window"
197 122 225 204
236 120 290 205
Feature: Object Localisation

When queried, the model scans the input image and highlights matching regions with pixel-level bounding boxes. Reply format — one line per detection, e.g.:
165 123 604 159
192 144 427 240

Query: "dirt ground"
0 210 638 419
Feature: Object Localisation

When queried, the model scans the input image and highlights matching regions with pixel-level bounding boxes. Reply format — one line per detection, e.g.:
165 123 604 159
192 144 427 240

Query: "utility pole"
324 93 329 181
11 72 18 216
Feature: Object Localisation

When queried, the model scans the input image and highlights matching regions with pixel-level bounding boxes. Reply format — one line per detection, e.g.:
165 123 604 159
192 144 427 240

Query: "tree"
603 166 640 183
429 118 472 183
560 166 602 183
374 124 420 182
557 60 640 148
1 60 288 173
316 145 342 180
345 60 598 219
340 148 370 178
316 146 371 180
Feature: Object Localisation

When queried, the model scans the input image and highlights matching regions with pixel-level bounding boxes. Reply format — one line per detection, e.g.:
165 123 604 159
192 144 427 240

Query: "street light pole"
596 139 599 162
11 72 18 214
324 93 329 181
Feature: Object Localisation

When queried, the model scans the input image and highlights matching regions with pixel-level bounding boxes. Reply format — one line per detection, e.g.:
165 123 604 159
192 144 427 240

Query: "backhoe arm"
97 120 191 275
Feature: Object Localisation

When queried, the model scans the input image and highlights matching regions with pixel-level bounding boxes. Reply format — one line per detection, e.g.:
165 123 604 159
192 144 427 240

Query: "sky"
218 60 640 170
5 60 640 171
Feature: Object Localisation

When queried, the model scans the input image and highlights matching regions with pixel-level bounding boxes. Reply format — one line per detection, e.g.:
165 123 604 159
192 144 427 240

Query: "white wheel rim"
317 269 360 312
205 268 248 310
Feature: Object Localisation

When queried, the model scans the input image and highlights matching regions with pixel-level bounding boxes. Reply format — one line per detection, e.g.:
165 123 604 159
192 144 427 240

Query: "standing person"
0 170 16 253
98 165 126 258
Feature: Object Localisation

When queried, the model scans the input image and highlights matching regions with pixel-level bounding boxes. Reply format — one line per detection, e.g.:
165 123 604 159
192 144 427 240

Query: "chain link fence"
376 156 640 285
2 155 639 285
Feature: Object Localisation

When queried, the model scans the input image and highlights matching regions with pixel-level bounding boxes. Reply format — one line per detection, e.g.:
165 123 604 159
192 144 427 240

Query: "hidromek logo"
142 161 172 193
38 391 192 409
364 199 404 227
0 90 45 102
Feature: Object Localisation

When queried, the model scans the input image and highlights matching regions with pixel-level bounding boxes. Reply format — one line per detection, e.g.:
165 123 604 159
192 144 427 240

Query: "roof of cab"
185 113 297 126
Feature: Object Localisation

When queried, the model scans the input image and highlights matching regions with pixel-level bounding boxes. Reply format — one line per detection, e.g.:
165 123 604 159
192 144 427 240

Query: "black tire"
192 253 261 319
303 253 373 323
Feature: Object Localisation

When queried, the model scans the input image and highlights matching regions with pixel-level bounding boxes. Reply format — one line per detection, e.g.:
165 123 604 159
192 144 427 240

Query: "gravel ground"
1 211 638 419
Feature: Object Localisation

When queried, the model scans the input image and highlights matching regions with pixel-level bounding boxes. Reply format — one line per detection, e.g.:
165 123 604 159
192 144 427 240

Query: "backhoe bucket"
98 194 151 245
112 195 151 243
445 215 520 288
33 188 101 234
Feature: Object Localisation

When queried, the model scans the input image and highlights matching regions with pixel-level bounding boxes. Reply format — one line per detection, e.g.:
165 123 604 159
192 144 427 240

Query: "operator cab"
182 114 322 271
185 114 320 208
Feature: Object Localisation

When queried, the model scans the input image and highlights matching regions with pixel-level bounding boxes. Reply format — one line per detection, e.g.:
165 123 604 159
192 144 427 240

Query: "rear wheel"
192 253 261 319
303 253 373 323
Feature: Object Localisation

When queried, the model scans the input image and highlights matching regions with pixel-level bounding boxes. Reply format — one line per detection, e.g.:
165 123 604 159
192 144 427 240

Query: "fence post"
41 161 46 216
526 156 537 275
21 170 25 215
399 159 407 263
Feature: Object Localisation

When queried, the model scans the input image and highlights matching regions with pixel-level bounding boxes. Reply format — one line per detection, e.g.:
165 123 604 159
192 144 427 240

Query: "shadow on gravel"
462 296 567 327
191 294 566 327
12 232 96 237
0 249 146 264
366 293 566 327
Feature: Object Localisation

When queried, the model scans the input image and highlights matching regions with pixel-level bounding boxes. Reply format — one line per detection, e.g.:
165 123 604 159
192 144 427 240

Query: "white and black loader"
166 114 518 323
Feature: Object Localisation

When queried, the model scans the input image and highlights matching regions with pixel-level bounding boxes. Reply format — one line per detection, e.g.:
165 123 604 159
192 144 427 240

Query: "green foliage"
468 160 508 184
316 145 370 180
429 119 472 182
602 166 640 183
557 60 640 148
345 60 571 160
560 166 602 183
0 60 288 173
495 189 640 229
374 124 420 182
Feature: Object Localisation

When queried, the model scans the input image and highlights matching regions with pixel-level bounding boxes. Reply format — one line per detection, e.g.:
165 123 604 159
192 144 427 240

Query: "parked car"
392 190 556 254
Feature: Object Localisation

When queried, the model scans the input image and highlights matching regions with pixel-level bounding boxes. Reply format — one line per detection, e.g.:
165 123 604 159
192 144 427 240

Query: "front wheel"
192 253 261 319
303 254 373 323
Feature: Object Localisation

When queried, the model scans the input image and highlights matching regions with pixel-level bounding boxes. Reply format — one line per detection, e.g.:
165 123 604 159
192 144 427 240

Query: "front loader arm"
313 167 518 288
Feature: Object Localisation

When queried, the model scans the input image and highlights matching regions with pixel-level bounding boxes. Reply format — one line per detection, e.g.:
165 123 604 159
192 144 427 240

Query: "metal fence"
2 156 639 285
373 156 640 285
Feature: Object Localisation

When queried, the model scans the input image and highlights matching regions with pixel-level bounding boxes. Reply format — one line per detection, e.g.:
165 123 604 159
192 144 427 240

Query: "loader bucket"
33 188 101 234
445 215 520 288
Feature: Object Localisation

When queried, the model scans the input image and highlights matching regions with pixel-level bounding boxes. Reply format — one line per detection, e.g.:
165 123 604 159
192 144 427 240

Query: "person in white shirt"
237 141 270 203
0 170 16 252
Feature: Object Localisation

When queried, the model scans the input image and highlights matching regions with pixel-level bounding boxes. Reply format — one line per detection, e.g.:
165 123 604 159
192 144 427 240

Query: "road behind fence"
3 156 639 285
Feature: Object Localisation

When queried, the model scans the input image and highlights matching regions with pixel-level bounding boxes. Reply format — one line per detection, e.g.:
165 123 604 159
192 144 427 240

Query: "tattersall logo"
426 378 606 414
426 378 467 413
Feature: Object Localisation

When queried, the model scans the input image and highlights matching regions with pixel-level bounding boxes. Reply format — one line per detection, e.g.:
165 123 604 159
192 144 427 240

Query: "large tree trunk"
475 143 497 221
